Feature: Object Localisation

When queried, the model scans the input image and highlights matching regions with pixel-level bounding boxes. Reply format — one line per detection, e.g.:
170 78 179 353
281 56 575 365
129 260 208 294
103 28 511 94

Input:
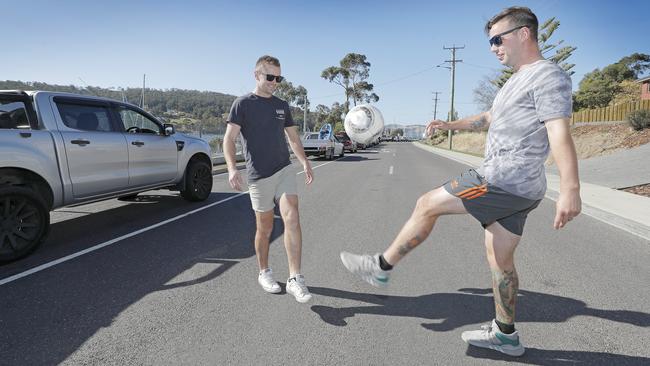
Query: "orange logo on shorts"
456 184 488 200
450 180 459 189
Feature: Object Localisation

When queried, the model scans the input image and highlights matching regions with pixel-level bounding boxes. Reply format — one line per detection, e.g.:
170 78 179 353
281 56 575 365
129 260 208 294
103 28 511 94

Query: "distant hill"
0 80 237 134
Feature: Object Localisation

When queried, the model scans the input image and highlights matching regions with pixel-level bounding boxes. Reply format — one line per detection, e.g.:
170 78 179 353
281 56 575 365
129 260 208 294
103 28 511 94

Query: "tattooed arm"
425 111 491 136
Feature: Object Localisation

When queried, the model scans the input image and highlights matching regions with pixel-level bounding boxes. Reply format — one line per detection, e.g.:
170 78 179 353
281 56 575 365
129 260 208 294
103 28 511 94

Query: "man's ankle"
495 319 515 334
378 254 393 271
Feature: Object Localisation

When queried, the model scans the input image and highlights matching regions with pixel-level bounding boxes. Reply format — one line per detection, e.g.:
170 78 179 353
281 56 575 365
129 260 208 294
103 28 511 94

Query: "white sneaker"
286 274 312 303
258 268 281 294
461 319 525 357
340 252 390 288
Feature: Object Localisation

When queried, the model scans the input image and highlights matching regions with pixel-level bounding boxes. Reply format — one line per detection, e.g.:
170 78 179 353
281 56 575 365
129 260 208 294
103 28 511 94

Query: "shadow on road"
336 156 379 162
0 191 286 365
309 286 649 365
465 347 649 365
310 286 649 329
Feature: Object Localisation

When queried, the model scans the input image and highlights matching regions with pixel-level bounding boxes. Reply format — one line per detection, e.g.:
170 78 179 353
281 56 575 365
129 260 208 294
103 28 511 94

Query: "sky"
3 0 649 126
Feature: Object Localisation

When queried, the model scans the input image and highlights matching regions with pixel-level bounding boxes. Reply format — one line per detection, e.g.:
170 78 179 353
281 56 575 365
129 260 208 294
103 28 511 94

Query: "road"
1 142 649 365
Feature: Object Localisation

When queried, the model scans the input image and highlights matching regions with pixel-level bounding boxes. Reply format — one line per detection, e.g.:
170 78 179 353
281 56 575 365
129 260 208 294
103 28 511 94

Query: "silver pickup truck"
0 90 214 262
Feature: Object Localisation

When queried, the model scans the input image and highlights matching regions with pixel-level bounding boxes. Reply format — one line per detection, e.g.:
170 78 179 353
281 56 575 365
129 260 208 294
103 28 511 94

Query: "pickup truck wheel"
0 186 50 262
181 160 213 201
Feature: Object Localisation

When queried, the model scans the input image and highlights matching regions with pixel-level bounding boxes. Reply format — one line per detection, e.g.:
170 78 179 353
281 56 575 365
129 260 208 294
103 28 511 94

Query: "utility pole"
303 92 309 133
431 91 441 120
443 45 464 150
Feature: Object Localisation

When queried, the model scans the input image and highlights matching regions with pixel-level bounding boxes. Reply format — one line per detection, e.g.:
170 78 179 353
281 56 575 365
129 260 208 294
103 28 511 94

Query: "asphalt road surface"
1 142 648 365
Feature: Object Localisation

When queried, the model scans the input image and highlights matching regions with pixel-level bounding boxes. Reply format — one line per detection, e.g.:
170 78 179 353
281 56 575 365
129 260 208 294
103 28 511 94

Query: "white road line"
0 193 246 286
1 161 334 286
389 166 394 175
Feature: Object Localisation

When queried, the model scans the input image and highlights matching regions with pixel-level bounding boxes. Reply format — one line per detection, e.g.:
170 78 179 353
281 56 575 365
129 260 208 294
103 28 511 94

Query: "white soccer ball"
344 104 384 145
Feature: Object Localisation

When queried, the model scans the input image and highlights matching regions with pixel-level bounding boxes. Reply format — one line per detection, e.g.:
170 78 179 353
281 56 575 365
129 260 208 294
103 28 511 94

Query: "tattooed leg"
397 234 425 256
383 187 467 265
492 268 518 324
484 222 521 326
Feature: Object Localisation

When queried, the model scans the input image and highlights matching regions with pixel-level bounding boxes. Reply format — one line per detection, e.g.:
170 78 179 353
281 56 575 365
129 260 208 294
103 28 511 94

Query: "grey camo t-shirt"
478 59 572 200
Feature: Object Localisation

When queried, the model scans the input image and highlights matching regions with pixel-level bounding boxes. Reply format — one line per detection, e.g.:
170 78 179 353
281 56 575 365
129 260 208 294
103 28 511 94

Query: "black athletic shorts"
443 169 541 236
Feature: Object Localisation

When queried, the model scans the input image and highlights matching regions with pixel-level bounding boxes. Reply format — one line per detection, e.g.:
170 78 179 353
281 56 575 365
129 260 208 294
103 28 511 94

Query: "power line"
311 64 440 101
462 61 501 71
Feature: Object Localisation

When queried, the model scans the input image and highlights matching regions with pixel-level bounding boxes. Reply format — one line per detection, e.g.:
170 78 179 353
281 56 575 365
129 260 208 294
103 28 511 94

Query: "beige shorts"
248 165 297 212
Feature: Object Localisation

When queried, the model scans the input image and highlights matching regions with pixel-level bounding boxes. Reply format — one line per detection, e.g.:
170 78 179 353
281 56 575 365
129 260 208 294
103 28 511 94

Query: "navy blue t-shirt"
227 93 294 181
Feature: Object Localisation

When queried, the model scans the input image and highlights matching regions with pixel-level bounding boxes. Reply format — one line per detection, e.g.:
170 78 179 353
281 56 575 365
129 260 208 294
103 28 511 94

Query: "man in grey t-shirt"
224 55 314 303
340 7 581 357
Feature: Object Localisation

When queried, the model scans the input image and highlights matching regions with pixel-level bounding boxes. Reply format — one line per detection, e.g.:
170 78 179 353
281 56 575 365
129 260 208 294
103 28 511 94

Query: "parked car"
335 132 357 153
302 132 344 160
0 90 214 262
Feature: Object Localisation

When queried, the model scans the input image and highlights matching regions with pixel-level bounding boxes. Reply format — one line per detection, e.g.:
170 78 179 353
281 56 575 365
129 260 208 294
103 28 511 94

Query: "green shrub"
627 109 650 130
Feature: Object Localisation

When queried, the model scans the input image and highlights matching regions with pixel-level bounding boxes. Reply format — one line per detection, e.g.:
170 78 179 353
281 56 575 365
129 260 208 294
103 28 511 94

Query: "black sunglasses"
488 25 526 47
262 73 284 83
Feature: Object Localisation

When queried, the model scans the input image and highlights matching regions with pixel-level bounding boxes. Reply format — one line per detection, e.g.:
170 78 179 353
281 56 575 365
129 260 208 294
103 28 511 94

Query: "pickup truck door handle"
70 139 90 146
131 141 145 146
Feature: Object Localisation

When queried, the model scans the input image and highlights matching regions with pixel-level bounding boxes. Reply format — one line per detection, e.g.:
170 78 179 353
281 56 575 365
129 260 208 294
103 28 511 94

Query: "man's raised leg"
341 187 466 287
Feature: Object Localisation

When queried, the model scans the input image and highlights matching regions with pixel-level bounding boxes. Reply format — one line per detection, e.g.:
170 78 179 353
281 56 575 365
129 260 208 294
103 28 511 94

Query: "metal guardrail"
211 152 245 166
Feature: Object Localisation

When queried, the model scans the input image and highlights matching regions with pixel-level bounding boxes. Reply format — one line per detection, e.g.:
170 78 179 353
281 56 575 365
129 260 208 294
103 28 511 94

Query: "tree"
473 17 576 108
472 74 501 112
313 104 331 131
274 80 308 108
274 80 299 104
321 66 351 109
574 53 650 109
321 53 379 113
274 80 309 131
610 80 641 106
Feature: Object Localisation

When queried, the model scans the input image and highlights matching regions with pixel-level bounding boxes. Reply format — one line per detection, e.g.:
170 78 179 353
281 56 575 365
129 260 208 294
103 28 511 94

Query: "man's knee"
485 223 520 268
255 212 275 238
280 195 300 227
415 187 462 217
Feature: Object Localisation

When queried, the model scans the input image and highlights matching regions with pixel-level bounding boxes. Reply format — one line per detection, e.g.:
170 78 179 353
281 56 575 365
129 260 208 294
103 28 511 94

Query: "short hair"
255 55 281 70
485 6 538 42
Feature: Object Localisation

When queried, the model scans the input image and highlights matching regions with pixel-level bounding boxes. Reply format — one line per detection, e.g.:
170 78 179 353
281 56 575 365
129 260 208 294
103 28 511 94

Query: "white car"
302 132 344 160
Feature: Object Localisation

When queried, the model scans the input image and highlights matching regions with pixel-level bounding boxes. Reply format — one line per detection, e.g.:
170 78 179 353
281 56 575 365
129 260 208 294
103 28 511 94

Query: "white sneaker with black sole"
286 274 312 303
340 252 390 288
258 268 281 294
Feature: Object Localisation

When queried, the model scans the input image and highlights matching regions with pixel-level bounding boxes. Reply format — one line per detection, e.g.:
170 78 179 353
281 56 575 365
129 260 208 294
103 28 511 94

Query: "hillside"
0 80 237 134
426 122 650 196
431 122 650 160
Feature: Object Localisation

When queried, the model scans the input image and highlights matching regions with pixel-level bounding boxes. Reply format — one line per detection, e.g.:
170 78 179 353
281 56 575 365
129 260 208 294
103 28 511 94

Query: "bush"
627 109 650 131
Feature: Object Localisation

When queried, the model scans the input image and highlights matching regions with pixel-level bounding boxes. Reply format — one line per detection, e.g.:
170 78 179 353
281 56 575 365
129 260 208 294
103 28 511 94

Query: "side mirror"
164 123 175 136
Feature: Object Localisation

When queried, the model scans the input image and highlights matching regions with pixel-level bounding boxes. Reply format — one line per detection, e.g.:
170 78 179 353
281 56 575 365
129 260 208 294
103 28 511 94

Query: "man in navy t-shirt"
224 55 314 303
